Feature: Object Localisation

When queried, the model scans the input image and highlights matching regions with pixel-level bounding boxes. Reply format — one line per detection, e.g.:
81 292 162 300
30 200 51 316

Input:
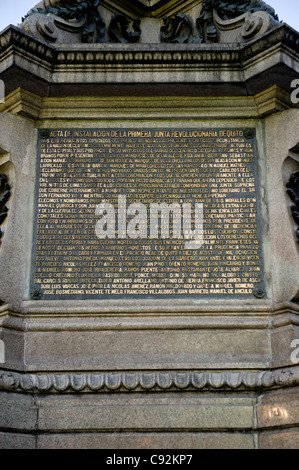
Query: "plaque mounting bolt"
39 129 51 139
31 287 44 301
253 287 265 299
244 129 255 139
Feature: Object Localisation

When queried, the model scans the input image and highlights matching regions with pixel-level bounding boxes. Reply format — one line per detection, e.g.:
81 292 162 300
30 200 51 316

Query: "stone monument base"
1 375 299 449
0 0 299 449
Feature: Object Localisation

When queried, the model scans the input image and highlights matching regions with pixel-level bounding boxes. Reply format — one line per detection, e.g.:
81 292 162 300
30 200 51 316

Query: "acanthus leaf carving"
108 14 141 43
160 13 197 44
213 0 278 21
22 0 279 45
160 0 279 44
22 0 142 44
24 0 106 43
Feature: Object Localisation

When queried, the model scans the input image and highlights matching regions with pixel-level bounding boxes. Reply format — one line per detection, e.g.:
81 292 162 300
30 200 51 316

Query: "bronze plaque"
31 128 265 300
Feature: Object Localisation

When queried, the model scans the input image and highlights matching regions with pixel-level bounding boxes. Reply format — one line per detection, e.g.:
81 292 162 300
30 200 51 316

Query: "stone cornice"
1 366 299 394
0 85 295 121
1 301 299 332
1 23 298 65
0 24 298 99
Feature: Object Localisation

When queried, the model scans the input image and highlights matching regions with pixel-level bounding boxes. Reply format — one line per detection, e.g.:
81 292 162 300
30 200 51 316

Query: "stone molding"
0 89 259 121
0 87 296 122
254 86 293 118
0 88 42 121
0 24 297 69
1 23 297 64
1 300 299 330
0 366 299 394
0 24 298 102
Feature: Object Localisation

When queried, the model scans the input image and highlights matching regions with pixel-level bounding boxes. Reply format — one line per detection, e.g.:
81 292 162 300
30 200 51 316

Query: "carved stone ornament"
22 0 141 43
161 0 279 43
108 15 141 43
0 173 11 246
161 13 197 43
20 0 279 44
1 366 299 394
286 170 299 243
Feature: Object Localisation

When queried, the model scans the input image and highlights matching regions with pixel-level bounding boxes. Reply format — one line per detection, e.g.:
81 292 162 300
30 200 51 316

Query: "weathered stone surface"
264 109 299 304
37 432 255 449
35 393 255 431
257 388 299 429
0 393 37 431
20 328 270 372
0 432 36 449
0 114 36 308
259 430 299 449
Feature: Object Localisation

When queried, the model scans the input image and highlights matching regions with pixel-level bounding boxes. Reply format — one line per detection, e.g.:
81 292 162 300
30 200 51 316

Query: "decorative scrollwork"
196 1 217 43
23 1 143 44
161 1 278 44
0 174 11 245
160 13 197 44
23 0 279 44
286 171 299 243
213 0 278 21
108 15 141 43
36 18 58 41
23 0 106 43
196 0 278 43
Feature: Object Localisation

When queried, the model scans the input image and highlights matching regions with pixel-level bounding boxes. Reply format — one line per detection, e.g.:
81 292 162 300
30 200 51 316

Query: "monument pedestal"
0 0 299 449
